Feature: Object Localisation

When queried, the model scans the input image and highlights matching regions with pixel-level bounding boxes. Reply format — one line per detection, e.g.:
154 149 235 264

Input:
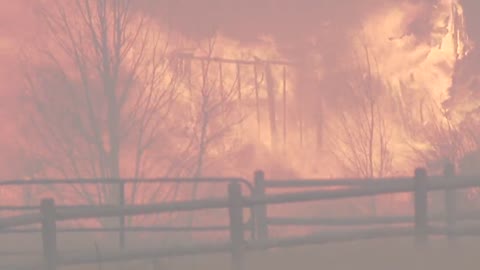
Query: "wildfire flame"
0 0 479 230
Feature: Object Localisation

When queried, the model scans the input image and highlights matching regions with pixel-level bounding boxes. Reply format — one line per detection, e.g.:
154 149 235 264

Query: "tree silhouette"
20 0 182 211
328 45 395 215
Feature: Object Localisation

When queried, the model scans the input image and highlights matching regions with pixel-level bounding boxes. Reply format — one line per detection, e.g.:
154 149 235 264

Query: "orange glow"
0 0 478 230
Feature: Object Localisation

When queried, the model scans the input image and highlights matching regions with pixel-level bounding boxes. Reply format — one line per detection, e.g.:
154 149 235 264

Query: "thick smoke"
0 0 472 178
137 0 440 46
459 0 480 43
131 0 458 177
447 0 480 174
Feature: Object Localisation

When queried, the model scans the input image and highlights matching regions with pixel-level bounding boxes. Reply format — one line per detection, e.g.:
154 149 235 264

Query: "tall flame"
0 0 475 213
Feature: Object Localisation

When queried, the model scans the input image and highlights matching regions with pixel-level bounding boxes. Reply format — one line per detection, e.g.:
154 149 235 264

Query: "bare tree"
328 46 394 215
413 107 466 168
395 82 474 174
20 0 181 210
188 38 245 178
173 37 247 228
402 99 480 210
120 35 250 229
330 47 394 178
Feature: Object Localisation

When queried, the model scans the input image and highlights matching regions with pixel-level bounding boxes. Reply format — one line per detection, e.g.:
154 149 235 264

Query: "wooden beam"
172 54 295 66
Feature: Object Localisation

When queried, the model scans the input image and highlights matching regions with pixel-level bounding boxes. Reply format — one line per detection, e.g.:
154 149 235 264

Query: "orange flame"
0 0 477 228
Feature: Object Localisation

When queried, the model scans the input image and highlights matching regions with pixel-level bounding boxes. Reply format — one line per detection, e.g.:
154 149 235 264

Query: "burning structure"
0 0 479 211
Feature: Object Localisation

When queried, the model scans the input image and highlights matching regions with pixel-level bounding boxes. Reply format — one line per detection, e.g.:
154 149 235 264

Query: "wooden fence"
0 177 257 246
2 164 480 270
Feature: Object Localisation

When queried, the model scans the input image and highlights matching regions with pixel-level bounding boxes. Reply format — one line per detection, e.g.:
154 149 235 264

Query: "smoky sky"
138 0 402 43
131 0 456 67
460 0 480 43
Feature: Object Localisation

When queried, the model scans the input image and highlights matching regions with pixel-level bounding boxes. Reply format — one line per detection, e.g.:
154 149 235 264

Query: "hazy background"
1 3 480 269
0 0 478 209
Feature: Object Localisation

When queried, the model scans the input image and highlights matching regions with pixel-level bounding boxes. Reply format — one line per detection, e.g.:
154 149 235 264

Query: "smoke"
137 1 442 46
136 0 388 52
137 1 450 95
459 0 480 43
132 0 463 177
137 0 454 106
446 0 479 108
0 0 473 179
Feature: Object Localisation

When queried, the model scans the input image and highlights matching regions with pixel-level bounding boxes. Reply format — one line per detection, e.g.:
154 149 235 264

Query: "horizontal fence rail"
268 211 480 227
0 213 42 230
2 173 474 224
0 224 252 234
0 177 253 190
263 177 413 188
0 176 257 251
1 165 480 270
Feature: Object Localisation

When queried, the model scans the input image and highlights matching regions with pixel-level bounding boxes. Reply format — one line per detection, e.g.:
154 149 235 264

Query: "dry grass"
2 233 480 270
175 238 479 270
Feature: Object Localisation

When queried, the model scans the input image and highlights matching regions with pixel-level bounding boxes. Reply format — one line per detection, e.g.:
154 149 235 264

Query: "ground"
1 233 479 270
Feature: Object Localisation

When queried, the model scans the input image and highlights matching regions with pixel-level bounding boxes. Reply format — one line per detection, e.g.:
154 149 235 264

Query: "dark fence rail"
0 177 253 189
267 211 480 227
0 177 257 250
1 165 480 270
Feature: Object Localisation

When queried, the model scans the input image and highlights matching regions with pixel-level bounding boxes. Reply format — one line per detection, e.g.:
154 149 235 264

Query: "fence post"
119 181 125 249
228 182 245 270
253 170 268 241
41 198 57 270
444 162 456 247
414 168 428 247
